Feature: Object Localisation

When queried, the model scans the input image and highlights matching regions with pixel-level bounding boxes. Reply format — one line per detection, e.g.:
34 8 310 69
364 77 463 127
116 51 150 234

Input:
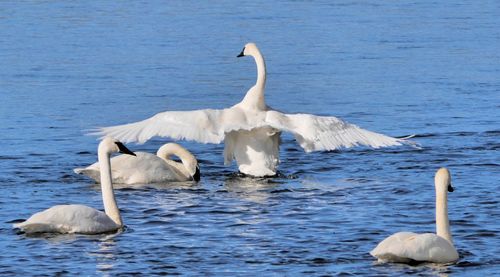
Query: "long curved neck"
241 51 266 110
157 144 196 176
98 150 122 227
254 52 266 90
436 190 452 244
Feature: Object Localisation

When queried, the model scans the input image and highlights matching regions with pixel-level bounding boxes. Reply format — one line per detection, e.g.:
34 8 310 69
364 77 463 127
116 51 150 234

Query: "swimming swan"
13 137 135 234
370 168 459 264
74 142 200 184
91 43 412 177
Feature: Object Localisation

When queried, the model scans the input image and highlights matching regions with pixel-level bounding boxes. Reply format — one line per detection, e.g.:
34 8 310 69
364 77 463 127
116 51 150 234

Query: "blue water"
1 1 499 275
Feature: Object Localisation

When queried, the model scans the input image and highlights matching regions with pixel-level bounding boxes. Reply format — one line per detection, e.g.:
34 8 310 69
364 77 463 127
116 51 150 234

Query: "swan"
13 137 135 234
74 143 200 184
370 168 459 264
91 42 412 177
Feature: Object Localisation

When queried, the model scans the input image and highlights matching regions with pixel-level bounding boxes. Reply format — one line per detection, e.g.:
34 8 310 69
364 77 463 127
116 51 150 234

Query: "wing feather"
90 109 228 144
90 107 412 152
89 107 268 144
265 110 410 152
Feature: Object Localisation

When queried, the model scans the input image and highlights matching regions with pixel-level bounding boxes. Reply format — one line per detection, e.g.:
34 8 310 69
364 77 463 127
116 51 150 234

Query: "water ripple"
1 0 499 276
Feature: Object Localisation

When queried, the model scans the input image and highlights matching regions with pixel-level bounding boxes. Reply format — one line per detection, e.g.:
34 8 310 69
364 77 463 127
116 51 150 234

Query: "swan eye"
447 184 454 192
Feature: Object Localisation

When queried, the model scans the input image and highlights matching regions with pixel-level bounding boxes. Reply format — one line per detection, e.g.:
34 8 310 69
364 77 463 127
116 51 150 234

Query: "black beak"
237 47 245 58
115 142 136 156
448 183 454 192
192 165 200 182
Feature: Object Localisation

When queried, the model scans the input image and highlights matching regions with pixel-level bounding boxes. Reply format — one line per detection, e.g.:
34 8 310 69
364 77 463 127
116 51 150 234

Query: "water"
1 1 499 275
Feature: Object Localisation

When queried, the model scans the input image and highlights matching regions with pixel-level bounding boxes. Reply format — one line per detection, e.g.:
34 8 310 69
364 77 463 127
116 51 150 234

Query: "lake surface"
1 1 499 276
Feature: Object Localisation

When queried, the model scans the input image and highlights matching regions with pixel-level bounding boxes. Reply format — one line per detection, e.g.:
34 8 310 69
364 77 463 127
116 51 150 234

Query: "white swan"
13 137 135 234
370 168 459 264
74 143 200 184
92 42 411 177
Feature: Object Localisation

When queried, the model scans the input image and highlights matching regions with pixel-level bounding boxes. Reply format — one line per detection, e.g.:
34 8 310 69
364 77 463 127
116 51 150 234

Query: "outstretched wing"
89 108 264 144
89 109 227 144
265 110 409 152
90 106 412 151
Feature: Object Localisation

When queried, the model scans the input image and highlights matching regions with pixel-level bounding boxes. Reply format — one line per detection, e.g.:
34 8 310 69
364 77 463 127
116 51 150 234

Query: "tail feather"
73 168 100 182
14 222 70 234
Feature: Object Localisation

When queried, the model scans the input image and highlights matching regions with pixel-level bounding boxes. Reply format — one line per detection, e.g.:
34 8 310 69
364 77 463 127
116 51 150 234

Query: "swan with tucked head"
14 137 135 234
370 168 459 264
92 43 413 177
74 142 200 184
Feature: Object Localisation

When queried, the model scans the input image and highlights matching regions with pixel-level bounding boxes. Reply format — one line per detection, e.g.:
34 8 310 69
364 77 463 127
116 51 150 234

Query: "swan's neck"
157 145 196 177
98 150 122 227
436 190 453 244
254 52 266 90
241 52 266 110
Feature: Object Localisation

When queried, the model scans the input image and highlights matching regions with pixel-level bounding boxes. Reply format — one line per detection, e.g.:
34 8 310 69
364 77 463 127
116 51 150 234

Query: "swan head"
435 167 454 193
185 160 200 182
192 165 200 182
99 137 136 156
237 42 260 58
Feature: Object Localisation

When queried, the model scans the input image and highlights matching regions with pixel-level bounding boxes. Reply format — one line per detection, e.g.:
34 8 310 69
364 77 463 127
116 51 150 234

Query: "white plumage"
14 205 120 234
92 43 411 177
370 168 459 264
14 137 135 234
74 143 200 184
370 232 458 264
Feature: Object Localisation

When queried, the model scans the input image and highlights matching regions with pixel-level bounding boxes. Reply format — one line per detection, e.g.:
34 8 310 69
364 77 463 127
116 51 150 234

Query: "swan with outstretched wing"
92 43 412 177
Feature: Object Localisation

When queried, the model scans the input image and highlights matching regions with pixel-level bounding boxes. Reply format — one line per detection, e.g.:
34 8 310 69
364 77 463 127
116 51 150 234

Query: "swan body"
92 43 411 177
74 143 200 184
14 137 135 234
13 205 120 234
370 168 459 264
